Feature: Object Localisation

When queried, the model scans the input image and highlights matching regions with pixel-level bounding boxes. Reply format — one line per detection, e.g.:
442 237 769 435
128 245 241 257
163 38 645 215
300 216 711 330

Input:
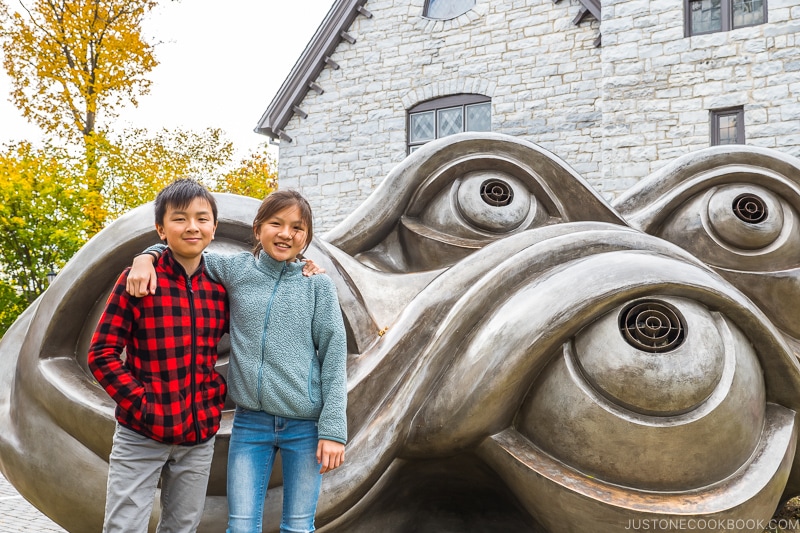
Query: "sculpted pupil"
618 300 685 353
480 179 514 207
732 194 768 224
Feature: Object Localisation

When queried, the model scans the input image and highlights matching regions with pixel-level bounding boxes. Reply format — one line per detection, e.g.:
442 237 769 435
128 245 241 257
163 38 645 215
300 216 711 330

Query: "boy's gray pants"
103 423 215 533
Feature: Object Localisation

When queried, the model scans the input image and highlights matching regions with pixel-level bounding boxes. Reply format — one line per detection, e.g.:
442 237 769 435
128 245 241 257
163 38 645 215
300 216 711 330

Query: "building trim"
257 0 602 141
254 0 370 140
555 0 601 45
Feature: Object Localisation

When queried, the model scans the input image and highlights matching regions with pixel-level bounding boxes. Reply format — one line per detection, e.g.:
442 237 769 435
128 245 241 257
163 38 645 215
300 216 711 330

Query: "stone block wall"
599 0 800 193
273 0 800 233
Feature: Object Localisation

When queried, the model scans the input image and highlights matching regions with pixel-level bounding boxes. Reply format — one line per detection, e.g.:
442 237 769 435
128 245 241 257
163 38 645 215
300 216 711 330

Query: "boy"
88 179 229 533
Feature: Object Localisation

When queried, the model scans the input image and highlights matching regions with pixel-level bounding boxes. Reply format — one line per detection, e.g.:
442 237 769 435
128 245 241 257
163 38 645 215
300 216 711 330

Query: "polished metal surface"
2 133 800 532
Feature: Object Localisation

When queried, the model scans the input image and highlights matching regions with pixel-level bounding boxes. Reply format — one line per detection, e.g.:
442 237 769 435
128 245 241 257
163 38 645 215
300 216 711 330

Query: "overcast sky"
0 0 334 157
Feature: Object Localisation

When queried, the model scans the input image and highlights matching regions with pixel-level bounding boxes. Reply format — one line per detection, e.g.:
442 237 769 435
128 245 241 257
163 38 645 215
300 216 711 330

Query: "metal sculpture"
1 132 799 532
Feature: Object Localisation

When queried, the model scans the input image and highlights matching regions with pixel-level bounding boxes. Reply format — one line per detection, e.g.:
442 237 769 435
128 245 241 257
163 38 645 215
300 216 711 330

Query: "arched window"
424 0 476 20
408 94 491 153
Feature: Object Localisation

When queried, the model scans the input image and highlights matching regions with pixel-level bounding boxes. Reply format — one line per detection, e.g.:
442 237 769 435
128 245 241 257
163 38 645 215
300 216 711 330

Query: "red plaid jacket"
88 249 229 445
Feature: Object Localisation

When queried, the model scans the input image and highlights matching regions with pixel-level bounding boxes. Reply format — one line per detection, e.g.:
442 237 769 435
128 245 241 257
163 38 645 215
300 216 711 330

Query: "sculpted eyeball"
655 183 800 272
706 185 784 251
454 171 534 233
575 297 725 416
334 134 627 273
394 162 555 271
517 295 766 491
414 167 550 244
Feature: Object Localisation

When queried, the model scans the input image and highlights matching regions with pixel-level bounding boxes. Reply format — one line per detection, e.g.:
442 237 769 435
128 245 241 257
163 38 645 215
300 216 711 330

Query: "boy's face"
255 205 309 262
156 197 217 267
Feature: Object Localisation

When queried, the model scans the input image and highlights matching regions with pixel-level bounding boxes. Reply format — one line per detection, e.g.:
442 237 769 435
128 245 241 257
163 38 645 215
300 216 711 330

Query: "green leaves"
0 142 89 317
0 1 279 336
0 134 278 335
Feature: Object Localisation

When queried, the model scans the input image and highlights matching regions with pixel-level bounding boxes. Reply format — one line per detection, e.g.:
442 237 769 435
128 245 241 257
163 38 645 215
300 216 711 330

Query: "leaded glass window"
410 112 435 143
733 0 765 28
424 0 475 20
407 95 491 154
466 103 491 132
686 0 766 36
438 107 463 137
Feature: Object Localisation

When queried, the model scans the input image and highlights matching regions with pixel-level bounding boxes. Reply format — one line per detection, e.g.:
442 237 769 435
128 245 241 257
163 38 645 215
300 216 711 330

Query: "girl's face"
255 204 309 262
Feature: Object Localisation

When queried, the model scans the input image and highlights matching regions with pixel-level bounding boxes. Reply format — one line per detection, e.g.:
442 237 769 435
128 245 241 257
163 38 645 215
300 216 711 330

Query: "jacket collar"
256 250 303 279
158 248 204 280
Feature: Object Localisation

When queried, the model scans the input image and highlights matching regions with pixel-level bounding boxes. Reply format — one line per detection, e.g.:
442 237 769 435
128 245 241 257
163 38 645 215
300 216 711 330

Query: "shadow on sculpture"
1 132 800 532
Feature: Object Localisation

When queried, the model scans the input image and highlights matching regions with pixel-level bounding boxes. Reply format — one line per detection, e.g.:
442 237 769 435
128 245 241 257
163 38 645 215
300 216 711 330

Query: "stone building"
256 0 800 232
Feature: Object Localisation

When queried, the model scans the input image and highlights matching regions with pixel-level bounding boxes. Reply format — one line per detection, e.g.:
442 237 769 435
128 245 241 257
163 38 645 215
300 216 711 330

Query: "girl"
128 190 347 533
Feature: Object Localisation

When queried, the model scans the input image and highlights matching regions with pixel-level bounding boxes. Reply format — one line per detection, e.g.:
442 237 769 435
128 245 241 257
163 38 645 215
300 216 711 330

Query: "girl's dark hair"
251 189 314 257
154 179 218 226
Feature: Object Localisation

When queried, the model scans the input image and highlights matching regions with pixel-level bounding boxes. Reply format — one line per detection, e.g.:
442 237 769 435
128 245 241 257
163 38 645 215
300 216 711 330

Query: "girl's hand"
301 258 326 277
126 254 159 297
317 439 345 473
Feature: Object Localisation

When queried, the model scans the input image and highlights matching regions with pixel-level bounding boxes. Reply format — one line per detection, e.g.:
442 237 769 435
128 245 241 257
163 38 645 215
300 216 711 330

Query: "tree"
0 132 280 338
0 0 157 141
0 142 90 336
0 2 281 334
96 131 278 220
0 0 160 233
216 146 278 200
0 279 27 335
97 127 236 219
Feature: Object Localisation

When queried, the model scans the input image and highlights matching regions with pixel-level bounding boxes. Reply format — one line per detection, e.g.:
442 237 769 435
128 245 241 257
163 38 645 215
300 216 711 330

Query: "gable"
254 0 601 141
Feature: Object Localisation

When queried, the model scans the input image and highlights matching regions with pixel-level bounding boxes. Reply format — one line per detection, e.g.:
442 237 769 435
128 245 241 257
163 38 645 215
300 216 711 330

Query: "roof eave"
255 0 369 140
581 0 601 21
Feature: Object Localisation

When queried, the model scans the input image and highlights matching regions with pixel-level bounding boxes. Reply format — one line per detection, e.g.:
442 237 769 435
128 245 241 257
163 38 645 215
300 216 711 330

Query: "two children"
91 180 347 533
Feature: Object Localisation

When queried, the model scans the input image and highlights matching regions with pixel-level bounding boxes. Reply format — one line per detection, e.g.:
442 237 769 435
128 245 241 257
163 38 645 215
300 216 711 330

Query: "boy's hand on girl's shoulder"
317 439 345 474
126 255 159 297
301 258 326 277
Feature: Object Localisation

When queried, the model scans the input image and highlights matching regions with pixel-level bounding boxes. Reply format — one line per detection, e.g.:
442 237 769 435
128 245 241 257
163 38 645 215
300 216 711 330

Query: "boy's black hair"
154 179 218 226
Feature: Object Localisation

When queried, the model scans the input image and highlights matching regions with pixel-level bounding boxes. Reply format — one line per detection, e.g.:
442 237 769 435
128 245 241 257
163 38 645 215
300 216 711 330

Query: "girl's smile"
256 205 308 262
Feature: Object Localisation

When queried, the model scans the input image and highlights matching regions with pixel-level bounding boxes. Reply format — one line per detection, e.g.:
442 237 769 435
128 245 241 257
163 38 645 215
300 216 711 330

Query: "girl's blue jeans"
226 407 322 533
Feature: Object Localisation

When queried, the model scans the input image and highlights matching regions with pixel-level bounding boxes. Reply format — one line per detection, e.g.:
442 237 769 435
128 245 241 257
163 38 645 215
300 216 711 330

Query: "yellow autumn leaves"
0 0 278 335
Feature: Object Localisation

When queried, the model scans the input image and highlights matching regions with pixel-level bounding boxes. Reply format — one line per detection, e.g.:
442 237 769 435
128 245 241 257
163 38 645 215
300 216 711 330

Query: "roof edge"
580 0 601 21
255 0 369 140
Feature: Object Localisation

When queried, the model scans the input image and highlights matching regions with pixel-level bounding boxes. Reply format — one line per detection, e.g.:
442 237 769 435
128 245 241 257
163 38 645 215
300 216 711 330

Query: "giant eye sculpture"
1 133 799 533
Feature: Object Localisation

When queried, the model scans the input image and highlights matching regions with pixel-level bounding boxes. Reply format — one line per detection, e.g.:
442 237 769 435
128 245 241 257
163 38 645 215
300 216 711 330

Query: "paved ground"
3 466 800 533
0 471 66 532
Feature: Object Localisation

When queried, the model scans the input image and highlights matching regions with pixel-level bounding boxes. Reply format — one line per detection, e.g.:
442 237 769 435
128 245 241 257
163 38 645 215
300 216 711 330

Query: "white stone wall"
274 0 800 233
599 0 800 194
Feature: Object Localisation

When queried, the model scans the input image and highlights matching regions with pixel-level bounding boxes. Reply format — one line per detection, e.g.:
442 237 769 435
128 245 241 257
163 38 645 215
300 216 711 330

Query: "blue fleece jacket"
145 244 348 444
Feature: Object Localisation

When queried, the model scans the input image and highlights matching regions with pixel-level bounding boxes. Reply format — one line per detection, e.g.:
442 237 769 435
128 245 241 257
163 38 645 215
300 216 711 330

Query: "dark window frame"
685 0 768 37
710 106 745 146
407 94 491 154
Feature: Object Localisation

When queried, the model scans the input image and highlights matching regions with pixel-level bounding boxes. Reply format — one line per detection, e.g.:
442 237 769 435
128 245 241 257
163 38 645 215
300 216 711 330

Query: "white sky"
0 0 334 158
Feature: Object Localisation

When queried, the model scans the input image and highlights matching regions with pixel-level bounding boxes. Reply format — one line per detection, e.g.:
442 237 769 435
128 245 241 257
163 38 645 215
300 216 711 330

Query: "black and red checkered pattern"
88 249 229 445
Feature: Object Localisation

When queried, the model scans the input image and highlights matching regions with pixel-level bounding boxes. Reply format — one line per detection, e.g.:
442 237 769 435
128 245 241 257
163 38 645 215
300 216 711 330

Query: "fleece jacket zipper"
187 273 201 442
257 262 287 410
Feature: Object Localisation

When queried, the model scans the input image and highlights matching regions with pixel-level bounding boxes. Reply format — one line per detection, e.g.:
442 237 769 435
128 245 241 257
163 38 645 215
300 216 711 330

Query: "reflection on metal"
2 133 800 532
